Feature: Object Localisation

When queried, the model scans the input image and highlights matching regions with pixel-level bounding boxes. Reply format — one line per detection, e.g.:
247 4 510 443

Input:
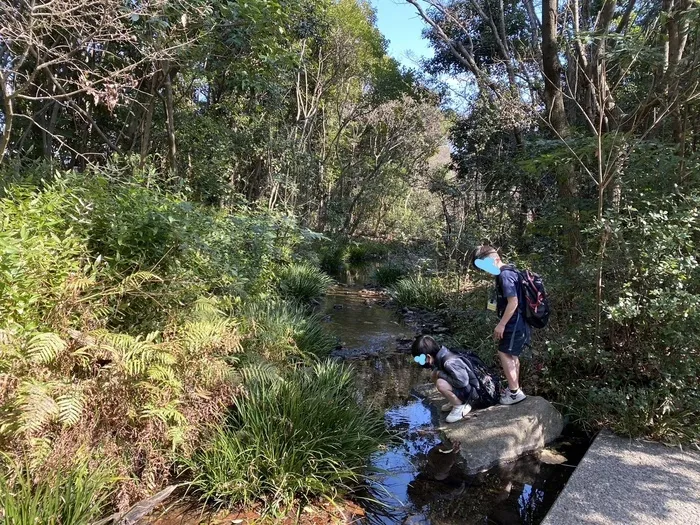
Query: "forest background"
1 0 699 519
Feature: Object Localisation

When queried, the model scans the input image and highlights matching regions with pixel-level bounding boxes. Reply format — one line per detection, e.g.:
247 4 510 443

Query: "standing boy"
472 245 529 405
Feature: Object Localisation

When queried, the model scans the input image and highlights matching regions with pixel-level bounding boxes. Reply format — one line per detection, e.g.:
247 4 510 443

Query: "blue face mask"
414 354 427 366
475 256 501 276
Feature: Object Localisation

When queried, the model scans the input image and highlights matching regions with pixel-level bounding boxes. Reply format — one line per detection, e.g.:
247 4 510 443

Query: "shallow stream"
323 286 588 525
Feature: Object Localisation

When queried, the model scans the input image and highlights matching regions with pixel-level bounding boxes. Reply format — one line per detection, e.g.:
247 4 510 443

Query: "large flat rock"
542 430 700 525
413 383 564 474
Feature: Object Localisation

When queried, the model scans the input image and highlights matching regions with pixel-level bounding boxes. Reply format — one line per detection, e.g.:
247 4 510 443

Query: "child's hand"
494 323 506 340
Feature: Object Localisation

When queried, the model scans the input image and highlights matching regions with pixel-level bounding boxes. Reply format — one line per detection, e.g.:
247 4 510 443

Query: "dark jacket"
435 346 480 392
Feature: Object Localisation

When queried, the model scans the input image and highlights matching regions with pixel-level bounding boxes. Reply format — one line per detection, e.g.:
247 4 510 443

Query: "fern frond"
117 271 162 294
240 362 281 386
57 390 84 426
181 319 229 354
25 332 66 364
147 365 181 389
27 436 53 470
192 297 224 320
140 400 187 425
167 424 189 450
93 330 162 376
16 380 60 434
64 276 95 292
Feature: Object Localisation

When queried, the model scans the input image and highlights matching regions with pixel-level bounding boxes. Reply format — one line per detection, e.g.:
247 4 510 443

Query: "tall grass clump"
184 361 387 511
0 459 115 524
240 300 335 359
374 263 405 287
278 263 333 303
390 275 446 310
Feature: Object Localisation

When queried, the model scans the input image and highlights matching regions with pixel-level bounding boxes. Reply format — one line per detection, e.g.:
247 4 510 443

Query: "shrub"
278 263 333 303
0 458 115 524
240 300 335 360
390 275 446 310
346 240 388 266
374 263 405 287
318 242 348 274
183 361 387 511
0 297 240 507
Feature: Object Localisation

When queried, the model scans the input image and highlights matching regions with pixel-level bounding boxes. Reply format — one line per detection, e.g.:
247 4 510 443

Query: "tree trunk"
162 64 178 177
543 0 579 266
541 0 569 137
140 75 158 169
0 87 13 163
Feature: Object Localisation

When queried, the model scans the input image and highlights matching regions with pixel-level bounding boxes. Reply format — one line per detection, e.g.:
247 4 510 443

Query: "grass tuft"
374 263 405 287
390 275 446 310
0 458 115 525
278 263 333 303
183 361 387 511
240 300 336 360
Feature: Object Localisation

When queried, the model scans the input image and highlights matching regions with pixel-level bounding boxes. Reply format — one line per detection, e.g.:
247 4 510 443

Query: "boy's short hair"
411 335 440 357
471 245 498 269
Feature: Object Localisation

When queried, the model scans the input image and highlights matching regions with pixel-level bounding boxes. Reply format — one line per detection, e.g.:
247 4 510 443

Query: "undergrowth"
278 263 333 303
0 457 115 524
183 361 387 512
390 275 446 310
0 166 344 511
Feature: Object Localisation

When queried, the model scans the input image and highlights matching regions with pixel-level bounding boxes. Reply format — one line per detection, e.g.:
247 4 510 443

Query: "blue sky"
369 0 433 69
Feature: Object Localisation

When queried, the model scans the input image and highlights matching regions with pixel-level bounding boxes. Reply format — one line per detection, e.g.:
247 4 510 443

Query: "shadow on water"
324 287 589 525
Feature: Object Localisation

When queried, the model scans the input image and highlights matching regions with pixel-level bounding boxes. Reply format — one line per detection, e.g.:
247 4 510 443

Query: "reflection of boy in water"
411 335 478 423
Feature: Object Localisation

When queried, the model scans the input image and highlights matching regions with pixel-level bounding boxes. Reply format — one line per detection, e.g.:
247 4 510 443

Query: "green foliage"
0 458 115 525
318 241 348 274
0 183 88 332
374 263 405 287
183 361 387 511
278 263 333 303
535 191 700 443
390 275 446 310
240 300 335 360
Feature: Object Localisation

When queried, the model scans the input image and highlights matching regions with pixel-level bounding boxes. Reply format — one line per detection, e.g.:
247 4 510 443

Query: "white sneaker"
441 402 452 413
445 404 471 423
500 389 526 405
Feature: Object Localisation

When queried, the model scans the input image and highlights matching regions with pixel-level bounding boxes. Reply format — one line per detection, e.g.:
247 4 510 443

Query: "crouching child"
412 335 500 424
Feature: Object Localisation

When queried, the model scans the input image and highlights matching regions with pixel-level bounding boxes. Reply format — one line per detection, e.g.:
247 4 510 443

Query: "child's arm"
439 359 473 389
495 296 518 340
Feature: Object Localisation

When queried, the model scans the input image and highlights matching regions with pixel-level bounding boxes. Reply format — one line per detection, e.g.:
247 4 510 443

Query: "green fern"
57 391 84 426
192 296 225 319
25 333 66 364
115 271 162 295
15 380 60 434
147 364 182 389
239 362 282 386
141 400 188 426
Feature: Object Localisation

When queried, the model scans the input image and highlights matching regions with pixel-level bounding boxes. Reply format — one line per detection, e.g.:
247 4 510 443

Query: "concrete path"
543 430 700 525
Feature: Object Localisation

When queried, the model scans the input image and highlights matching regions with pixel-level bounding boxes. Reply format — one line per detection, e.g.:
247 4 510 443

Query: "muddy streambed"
324 286 588 525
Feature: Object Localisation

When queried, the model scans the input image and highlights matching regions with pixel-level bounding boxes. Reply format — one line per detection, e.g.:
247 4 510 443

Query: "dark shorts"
454 386 477 404
499 328 530 357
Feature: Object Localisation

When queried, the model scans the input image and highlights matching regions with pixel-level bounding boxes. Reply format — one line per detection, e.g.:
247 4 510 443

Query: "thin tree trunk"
0 86 13 163
140 75 158 169
162 64 178 177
